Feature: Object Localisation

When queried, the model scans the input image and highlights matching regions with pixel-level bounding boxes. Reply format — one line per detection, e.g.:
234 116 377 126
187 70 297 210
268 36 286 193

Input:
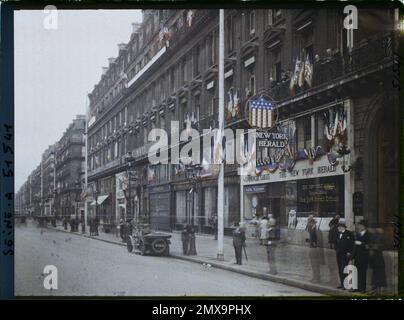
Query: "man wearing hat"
335 220 355 289
354 219 371 293
232 222 246 265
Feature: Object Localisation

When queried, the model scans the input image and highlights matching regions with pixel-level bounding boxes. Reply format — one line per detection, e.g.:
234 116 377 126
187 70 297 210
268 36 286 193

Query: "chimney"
132 22 141 33
108 57 115 65
118 43 127 51
102 67 108 75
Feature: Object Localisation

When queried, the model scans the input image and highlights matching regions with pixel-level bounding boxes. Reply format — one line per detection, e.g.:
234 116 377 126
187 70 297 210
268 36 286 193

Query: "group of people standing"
307 214 386 293
181 224 197 255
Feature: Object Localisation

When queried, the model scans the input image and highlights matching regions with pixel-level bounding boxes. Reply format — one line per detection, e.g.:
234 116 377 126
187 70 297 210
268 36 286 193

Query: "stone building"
83 8 399 245
55 116 86 220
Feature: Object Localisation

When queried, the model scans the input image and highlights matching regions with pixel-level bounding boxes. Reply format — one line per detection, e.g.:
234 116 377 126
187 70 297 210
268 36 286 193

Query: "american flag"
249 97 273 129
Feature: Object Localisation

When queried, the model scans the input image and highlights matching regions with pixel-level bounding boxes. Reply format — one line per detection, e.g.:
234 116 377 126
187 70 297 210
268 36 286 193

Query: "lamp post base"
217 253 224 261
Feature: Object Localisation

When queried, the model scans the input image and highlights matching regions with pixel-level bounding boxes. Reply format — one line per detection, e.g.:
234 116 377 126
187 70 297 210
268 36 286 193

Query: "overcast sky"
15 9 142 191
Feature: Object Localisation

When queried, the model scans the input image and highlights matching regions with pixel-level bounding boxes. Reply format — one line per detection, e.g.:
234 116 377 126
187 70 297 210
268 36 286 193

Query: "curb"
49 226 354 297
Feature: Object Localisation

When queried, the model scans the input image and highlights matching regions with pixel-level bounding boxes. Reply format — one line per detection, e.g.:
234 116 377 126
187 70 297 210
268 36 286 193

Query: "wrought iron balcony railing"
269 34 394 102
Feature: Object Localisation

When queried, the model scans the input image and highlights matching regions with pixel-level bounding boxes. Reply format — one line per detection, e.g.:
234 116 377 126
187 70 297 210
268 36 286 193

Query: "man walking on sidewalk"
335 221 355 289
181 225 190 255
233 222 246 265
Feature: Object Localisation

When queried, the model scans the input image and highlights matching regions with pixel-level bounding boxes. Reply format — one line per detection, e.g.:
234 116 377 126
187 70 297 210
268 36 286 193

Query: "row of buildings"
16 8 400 246
15 116 86 222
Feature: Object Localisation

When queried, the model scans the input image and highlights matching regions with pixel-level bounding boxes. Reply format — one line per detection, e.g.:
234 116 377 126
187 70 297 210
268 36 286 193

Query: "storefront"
240 99 354 244
115 172 127 222
149 184 171 231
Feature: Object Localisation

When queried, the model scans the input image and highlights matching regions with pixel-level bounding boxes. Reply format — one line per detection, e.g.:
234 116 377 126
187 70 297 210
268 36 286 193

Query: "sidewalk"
51 223 397 296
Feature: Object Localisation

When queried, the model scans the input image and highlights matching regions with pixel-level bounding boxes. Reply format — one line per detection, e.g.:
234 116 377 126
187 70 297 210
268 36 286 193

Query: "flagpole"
217 9 225 261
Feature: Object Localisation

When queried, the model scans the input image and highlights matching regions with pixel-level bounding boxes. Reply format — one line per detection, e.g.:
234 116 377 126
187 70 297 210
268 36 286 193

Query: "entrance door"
376 117 397 239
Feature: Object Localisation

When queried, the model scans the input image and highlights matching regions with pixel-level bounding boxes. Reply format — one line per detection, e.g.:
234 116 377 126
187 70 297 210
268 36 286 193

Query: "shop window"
297 176 344 218
297 116 312 150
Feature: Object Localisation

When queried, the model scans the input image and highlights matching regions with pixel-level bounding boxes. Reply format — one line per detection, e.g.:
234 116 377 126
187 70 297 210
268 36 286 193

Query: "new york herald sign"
256 130 288 149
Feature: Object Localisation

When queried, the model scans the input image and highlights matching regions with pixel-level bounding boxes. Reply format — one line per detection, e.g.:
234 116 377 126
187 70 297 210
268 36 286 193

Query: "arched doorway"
364 102 399 246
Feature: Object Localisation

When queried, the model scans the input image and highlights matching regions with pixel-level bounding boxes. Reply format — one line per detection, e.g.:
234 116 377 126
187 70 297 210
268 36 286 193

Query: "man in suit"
233 222 246 265
335 221 355 289
354 219 371 293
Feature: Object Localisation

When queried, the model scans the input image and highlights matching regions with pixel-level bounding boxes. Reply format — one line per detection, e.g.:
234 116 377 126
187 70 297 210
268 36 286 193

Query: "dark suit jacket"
336 230 355 256
233 228 246 247
354 230 371 263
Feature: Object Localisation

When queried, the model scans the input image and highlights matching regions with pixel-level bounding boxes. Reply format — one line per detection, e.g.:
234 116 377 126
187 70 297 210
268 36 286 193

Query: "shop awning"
90 194 109 206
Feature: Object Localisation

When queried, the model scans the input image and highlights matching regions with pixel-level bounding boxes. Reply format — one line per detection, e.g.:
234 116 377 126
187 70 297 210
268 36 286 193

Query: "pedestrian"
369 227 387 294
353 219 371 293
70 217 74 232
89 217 93 236
328 215 340 249
119 219 125 241
94 216 99 236
335 220 355 289
306 215 318 248
210 215 218 240
266 217 278 275
187 224 197 255
63 217 68 230
259 216 268 245
232 222 246 265
181 225 190 255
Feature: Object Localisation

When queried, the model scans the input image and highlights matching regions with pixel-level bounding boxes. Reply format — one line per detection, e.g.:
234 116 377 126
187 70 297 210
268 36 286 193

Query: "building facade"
41 144 56 217
55 115 86 220
86 8 400 244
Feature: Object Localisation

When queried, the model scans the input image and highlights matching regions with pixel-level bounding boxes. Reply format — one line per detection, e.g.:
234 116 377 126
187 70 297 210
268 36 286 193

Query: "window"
181 101 187 130
273 9 282 24
226 16 234 52
270 49 282 83
298 27 314 59
297 116 312 150
208 95 215 116
267 9 273 26
194 95 200 122
316 112 327 151
249 69 255 96
182 59 187 83
249 10 256 36
193 45 200 76
170 68 175 93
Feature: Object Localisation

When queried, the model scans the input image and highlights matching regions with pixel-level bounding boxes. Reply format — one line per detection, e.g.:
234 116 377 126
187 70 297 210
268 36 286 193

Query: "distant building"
55 115 86 220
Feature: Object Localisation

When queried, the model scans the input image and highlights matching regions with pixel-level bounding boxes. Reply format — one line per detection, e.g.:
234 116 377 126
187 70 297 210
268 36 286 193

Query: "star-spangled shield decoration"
247 94 277 129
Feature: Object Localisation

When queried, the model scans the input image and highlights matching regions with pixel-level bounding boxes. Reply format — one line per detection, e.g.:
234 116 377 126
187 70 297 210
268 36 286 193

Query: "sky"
14 9 142 191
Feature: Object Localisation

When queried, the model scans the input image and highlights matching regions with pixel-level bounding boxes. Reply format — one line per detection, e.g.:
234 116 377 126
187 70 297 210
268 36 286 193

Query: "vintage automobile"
127 230 171 256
